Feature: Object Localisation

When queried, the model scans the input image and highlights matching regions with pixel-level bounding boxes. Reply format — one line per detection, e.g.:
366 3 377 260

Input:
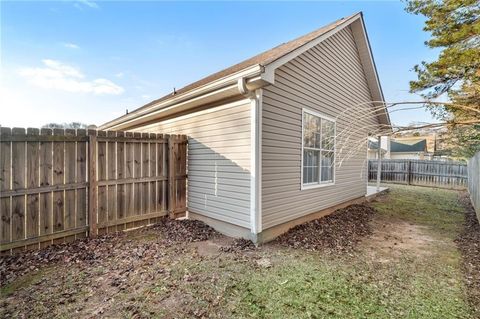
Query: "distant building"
389 139 429 159
368 137 430 160
367 137 389 159
392 127 454 160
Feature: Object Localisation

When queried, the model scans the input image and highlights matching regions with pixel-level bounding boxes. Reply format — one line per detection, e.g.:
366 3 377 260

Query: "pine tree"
406 0 480 158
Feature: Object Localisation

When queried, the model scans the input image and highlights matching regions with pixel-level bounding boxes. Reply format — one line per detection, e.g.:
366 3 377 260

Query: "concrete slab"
366 185 389 201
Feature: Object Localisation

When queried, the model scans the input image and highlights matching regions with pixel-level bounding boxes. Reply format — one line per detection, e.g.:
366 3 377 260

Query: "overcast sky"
1 1 440 128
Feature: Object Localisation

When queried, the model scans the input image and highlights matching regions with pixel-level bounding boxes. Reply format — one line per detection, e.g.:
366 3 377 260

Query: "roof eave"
100 12 391 132
350 13 391 130
260 12 391 130
100 64 269 130
262 13 361 75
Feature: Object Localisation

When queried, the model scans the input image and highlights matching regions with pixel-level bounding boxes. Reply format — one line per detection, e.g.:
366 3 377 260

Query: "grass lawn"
1 185 473 318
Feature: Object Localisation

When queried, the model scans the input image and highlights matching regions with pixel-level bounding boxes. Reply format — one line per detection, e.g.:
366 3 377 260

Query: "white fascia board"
100 64 266 130
104 83 239 131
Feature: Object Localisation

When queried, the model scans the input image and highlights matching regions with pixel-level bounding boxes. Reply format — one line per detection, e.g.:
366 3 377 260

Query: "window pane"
321 118 335 150
303 113 320 148
320 151 334 182
303 149 319 184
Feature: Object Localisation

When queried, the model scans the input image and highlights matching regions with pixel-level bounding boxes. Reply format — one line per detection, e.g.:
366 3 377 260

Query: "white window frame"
301 108 336 190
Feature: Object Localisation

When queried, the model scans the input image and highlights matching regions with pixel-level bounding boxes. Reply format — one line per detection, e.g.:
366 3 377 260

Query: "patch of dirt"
1 217 219 286
157 292 200 318
360 216 438 262
274 204 375 253
191 236 234 257
456 192 480 316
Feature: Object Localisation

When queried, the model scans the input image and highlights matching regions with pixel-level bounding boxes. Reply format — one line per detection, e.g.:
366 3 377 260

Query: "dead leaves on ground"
1 218 220 318
456 192 480 316
220 238 256 253
275 204 376 253
1 218 218 286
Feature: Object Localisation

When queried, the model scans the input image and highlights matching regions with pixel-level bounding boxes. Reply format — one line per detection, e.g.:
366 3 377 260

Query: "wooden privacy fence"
0 127 187 252
368 159 467 189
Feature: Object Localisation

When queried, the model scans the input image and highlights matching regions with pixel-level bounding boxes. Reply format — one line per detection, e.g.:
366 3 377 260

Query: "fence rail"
0 127 187 252
467 152 480 219
368 159 467 189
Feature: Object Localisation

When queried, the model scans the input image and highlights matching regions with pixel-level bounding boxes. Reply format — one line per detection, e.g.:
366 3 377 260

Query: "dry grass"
1 185 475 318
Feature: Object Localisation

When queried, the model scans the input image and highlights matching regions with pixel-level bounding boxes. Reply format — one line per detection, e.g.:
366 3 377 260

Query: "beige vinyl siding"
261 26 379 230
135 99 252 229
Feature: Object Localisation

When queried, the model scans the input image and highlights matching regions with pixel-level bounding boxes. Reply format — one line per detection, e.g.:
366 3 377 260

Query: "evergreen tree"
406 0 480 158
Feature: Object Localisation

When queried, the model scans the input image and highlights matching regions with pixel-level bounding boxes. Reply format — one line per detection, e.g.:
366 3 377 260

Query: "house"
367 136 389 159
390 139 429 159
100 12 391 243
368 137 430 160
391 128 455 160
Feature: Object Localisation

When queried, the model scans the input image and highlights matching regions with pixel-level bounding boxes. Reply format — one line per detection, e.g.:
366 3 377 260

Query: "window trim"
301 108 336 190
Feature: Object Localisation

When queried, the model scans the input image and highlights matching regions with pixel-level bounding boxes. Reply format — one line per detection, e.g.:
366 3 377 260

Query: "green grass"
157 185 472 318
1 268 48 297
371 184 465 238
226 185 471 318
229 253 469 319
2 185 473 318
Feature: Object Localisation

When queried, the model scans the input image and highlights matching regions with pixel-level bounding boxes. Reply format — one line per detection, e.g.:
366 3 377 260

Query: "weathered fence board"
91 131 173 234
173 137 188 216
26 128 39 240
12 128 26 244
1 128 91 251
77 129 87 230
39 128 52 238
468 152 480 219
0 127 187 253
0 127 11 244
369 159 467 189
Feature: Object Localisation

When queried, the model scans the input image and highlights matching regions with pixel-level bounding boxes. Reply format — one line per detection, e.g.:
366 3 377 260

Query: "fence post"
167 135 176 219
88 131 98 237
407 160 412 185
376 136 382 192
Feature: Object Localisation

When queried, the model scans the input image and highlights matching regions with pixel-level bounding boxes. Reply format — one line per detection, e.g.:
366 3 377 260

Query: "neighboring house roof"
393 135 438 153
390 139 427 153
100 12 390 131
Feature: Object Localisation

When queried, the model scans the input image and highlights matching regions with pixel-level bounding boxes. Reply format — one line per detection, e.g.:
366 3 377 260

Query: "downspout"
237 77 262 240
237 77 252 97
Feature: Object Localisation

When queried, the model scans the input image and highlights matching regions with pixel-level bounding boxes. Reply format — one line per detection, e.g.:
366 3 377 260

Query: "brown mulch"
220 238 256 253
456 192 480 317
1 218 218 286
274 204 376 253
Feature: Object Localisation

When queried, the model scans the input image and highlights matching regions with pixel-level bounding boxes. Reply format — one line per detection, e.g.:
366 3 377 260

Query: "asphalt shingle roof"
390 139 427 153
126 13 359 115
